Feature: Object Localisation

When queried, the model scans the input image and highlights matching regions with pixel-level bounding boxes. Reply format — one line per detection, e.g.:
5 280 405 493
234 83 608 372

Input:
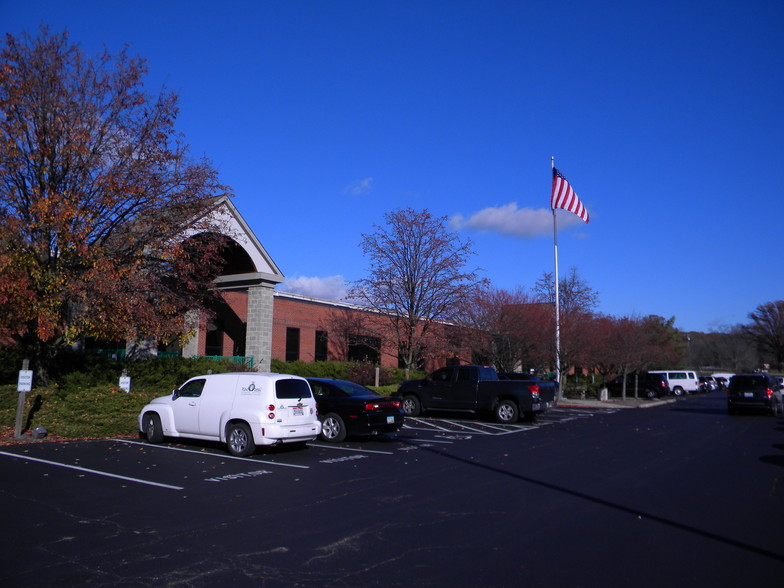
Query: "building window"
315 330 328 361
205 320 224 356
348 335 380 364
285 327 300 362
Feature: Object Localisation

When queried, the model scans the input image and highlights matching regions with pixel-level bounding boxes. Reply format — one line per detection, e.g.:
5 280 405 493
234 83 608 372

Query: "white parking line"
0 451 183 491
441 419 498 434
308 443 394 455
111 439 310 469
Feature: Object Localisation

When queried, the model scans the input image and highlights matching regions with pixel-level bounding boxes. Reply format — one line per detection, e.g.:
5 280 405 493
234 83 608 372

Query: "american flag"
551 168 589 223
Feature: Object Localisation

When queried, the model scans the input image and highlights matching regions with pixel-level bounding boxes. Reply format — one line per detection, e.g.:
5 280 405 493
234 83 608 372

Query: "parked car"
604 372 670 399
138 373 321 456
727 374 783 416
713 376 730 390
698 376 718 392
307 378 405 442
649 370 700 395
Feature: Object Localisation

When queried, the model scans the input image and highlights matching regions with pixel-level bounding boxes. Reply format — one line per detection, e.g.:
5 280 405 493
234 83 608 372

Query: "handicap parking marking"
112 438 310 468
0 450 184 491
399 407 612 439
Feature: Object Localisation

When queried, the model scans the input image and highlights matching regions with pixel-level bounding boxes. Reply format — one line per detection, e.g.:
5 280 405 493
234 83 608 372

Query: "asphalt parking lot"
2 397 781 587
0 406 610 494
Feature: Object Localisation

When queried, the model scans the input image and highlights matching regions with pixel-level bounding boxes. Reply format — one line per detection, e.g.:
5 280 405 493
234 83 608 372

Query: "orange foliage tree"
0 28 231 379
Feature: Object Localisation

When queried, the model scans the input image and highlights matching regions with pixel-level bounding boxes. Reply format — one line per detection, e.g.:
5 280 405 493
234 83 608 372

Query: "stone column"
246 283 275 372
181 310 200 358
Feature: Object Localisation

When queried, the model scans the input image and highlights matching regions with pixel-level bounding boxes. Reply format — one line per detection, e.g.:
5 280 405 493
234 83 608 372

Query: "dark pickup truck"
395 365 557 423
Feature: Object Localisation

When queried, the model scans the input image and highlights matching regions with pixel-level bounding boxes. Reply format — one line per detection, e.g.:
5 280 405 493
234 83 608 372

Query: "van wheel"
226 422 256 457
144 413 164 443
320 413 347 442
402 395 421 417
673 386 684 396
495 400 519 424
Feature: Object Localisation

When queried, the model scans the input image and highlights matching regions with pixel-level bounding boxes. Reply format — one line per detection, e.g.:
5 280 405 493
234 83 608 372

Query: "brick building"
176 198 470 372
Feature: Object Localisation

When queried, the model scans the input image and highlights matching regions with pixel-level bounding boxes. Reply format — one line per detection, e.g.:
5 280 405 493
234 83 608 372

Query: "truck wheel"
320 413 347 442
402 395 421 417
226 422 256 457
143 412 164 443
494 400 518 424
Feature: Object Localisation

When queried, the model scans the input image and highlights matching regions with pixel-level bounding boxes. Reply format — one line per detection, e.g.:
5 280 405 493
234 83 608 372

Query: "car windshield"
326 380 374 397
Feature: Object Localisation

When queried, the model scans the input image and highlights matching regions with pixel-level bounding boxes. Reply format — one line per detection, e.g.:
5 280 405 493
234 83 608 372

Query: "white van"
649 370 700 396
138 372 321 456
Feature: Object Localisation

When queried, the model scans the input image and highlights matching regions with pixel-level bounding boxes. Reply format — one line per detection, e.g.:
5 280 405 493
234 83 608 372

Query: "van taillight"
268 404 275 411
267 404 276 419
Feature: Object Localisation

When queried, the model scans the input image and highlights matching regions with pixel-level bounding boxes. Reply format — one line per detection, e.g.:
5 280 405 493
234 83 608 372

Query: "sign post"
15 360 33 438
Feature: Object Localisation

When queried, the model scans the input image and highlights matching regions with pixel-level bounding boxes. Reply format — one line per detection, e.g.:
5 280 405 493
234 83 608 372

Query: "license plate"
292 407 304 416
386 416 395 424
744 392 754 398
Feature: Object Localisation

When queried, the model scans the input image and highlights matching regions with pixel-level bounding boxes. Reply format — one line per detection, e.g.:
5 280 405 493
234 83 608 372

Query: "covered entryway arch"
178 196 284 371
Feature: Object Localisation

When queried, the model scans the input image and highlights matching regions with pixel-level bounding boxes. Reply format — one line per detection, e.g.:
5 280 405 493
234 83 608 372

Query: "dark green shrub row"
270 359 424 386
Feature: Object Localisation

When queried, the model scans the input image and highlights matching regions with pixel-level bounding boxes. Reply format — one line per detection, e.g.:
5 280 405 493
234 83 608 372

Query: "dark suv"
727 374 783 415
604 372 670 399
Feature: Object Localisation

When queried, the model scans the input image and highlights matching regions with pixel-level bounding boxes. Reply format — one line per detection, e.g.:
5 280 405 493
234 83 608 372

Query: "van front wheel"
227 422 256 457
144 413 164 443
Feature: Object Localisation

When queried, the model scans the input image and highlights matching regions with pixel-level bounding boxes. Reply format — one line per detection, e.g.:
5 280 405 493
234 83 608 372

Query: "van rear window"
275 378 313 399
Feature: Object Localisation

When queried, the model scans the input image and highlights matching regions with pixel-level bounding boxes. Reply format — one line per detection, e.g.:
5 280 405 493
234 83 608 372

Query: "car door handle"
188 401 197 407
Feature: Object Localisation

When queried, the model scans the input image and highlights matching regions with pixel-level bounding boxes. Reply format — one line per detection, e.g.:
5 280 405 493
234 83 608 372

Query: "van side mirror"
172 389 179 400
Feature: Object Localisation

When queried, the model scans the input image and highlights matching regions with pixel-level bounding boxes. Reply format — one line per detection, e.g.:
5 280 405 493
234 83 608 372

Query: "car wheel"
402 395 421 417
494 400 519 424
226 422 256 457
320 413 347 442
673 386 684 396
645 389 658 399
144 412 164 443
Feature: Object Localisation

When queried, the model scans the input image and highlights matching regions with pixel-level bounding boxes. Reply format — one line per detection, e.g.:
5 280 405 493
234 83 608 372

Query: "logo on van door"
240 382 261 395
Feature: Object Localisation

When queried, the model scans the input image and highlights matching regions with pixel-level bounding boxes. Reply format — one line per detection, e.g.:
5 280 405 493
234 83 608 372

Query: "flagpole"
551 156 562 398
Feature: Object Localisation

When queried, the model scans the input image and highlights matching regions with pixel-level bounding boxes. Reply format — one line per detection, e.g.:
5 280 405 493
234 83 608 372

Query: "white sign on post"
119 376 131 392
17 370 33 393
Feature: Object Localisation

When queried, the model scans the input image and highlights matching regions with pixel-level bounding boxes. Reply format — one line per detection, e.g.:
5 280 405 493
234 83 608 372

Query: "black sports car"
306 378 405 442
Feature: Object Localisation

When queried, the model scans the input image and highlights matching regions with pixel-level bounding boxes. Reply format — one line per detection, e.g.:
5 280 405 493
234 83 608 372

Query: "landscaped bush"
271 359 425 386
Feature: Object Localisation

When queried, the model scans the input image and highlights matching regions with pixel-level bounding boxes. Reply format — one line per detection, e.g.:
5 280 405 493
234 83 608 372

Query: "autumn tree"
0 28 231 379
350 208 484 373
459 285 552 372
743 300 784 370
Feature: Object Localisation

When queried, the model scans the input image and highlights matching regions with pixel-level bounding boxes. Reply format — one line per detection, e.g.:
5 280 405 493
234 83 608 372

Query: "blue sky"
3 0 783 333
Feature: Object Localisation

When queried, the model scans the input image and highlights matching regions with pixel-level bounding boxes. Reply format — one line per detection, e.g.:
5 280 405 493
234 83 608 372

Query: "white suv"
138 373 321 456
649 370 700 396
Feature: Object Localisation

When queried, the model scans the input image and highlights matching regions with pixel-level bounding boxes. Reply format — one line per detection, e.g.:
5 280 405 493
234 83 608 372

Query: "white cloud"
343 177 374 196
450 203 583 239
278 275 349 300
